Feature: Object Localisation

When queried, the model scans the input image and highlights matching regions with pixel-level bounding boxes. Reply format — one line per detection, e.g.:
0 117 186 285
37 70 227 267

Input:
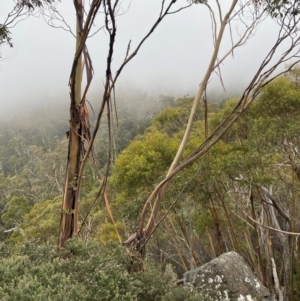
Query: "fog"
0 1 284 119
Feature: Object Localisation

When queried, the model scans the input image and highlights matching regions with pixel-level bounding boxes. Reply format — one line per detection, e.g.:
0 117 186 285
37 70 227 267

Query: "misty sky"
0 1 286 117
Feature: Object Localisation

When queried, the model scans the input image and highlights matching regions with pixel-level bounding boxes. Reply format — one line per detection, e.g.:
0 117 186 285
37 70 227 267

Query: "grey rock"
183 251 275 301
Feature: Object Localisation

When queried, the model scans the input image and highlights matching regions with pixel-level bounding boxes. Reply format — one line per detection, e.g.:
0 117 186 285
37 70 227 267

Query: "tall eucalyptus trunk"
59 0 83 248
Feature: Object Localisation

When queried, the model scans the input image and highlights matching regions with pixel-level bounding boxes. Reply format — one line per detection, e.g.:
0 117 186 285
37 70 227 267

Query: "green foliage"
111 96 218 206
253 77 300 117
250 77 300 148
193 208 214 235
207 77 300 184
95 221 125 244
1 196 33 227
110 129 180 225
0 240 203 301
112 130 179 196
153 106 187 135
19 196 61 244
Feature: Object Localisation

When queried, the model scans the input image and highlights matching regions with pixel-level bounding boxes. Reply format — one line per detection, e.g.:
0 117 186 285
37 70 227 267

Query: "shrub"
0 239 203 301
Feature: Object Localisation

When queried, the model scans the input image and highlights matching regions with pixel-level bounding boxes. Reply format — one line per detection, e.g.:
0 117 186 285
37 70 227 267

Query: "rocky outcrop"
183 251 274 301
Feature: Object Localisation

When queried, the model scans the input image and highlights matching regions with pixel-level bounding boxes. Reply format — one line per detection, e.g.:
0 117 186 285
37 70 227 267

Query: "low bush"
0 240 203 301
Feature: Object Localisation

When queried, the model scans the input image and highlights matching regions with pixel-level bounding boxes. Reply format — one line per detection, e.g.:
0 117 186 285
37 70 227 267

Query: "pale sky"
0 1 285 117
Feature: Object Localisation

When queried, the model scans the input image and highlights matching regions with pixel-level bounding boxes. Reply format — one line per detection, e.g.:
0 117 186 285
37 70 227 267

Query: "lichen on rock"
182 251 275 301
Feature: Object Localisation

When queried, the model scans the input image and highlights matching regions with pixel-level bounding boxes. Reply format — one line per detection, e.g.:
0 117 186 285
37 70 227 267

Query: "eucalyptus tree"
123 0 300 259
56 0 300 268
58 0 193 247
43 4 300 300
118 1 300 296
0 0 55 47
227 76 300 301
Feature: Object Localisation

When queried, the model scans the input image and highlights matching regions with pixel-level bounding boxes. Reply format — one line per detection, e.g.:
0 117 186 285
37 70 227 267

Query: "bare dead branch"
167 3 194 15
243 211 300 237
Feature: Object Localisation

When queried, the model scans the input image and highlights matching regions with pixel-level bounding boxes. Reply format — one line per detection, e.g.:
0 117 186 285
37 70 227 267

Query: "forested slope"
1 74 300 299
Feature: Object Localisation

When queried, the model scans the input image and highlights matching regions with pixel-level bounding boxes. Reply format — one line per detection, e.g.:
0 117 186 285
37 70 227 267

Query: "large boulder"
183 251 274 301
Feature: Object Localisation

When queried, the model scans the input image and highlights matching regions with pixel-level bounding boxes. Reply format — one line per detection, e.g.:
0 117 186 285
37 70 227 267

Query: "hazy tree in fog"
0 0 55 47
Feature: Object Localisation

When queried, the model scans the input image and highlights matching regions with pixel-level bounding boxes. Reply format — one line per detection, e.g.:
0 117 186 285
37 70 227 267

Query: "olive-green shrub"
0 240 203 301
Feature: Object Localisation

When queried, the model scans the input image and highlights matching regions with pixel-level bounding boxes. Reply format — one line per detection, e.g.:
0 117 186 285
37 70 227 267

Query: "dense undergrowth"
0 239 203 301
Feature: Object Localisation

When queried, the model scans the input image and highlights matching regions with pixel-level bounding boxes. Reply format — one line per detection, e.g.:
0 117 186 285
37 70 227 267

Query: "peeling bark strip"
59 0 101 248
